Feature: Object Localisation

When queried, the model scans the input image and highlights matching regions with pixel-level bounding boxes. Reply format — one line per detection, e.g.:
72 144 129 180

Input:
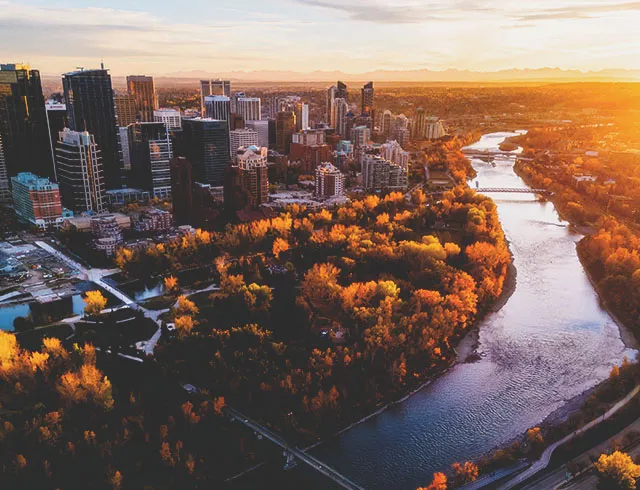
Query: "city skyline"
3 0 640 77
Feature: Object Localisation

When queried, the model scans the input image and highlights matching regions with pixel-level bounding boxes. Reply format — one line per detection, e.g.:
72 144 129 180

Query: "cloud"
292 0 493 24
292 0 640 24
514 1 640 21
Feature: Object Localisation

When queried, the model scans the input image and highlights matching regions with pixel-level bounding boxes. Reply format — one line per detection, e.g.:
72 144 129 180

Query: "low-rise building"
11 172 71 230
134 208 173 232
91 214 125 256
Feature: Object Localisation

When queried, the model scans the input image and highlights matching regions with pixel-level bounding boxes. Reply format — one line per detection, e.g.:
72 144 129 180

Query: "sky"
2 0 640 76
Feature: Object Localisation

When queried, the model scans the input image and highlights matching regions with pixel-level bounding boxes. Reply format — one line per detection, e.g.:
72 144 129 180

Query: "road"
521 416 640 490
497 385 640 490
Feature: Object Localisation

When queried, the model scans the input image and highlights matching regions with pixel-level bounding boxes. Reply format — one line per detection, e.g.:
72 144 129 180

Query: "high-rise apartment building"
128 122 173 198
381 140 410 169
275 111 296 155
11 172 67 230
412 107 426 139
114 94 137 127
0 64 53 179
351 125 371 149
230 128 259 160
336 81 348 101
0 135 9 202
361 81 374 117
55 129 106 214
291 129 325 146
245 120 269 148
126 75 157 122
154 108 182 130
181 118 230 186
327 85 337 126
362 154 408 191
333 98 350 137
301 103 310 130
235 146 269 207
315 162 344 199
235 97 261 122
425 117 446 140
200 80 231 115
62 69 120 189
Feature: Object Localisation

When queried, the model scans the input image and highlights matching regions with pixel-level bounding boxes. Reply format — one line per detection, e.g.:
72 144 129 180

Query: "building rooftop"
11 172 59 191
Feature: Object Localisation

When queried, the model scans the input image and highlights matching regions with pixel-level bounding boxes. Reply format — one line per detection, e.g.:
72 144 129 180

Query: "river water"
311 132 637 490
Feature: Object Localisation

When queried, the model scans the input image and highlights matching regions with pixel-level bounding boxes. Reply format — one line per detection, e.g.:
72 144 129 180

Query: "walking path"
497 385 640 490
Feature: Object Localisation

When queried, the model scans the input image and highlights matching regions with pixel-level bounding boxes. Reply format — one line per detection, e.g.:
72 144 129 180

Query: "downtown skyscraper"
361 81 374 117
126 75 157 122
0 64 53 180
181 118 230 186
62 68 121 189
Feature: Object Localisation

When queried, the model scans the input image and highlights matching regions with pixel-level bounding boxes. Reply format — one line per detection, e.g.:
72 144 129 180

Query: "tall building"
425 117 446 140
200 79 231 115
381 110 395 138
170 156 193 225
361 82 374 117
246 120 269 148
381 140 410 168
275 111 296 155
126 75 157 122
11 172 66 230
327 85 337 126
291 129 325 146
181 118 230 186
0 64 53 179
315 162 344 199
0 134 9 202
336 81 348 101
154 108 182 130
114 94 137 127
118 127 131 170
45 100 67 178
235 97 261 122
55 129 106 214
351 125 371 149
62 68 121 189
235 146 269 207
412 107 426 139
362 154 407 191
205 95 231 122
128 122 173 198
333 98 349 137
230 128 259 160
301 103 310 130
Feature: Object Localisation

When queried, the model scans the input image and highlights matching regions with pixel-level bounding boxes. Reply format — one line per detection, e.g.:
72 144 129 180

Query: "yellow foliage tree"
418 472 447 490
594 451 640 490
164 276 179 294
84 290 107 317
272 237 290 259
175 315 196 338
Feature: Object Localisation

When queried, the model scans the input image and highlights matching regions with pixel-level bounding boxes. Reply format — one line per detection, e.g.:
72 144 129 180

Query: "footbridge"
476 187 551 194
224 406 365 490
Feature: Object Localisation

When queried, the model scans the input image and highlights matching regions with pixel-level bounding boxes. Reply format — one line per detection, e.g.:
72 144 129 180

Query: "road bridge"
224 406 364 490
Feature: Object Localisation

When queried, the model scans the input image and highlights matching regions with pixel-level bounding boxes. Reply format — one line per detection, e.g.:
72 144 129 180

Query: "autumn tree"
451 461 479 484
594 451 640 490
418 472 447 490
164 276 179 294
84 290 107 317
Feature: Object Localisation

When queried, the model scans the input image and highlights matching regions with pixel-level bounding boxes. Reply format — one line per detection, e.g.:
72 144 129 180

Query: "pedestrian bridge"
476 187 551 194
224 406 365 490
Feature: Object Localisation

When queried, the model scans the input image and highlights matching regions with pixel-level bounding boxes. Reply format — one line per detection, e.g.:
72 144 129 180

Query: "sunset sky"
2 0 640 76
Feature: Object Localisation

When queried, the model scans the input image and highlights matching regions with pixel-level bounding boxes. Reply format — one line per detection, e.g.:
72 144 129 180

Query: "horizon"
3 0 640 78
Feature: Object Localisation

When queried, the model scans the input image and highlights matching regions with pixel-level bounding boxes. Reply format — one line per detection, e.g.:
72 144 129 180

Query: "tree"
418 472 447 490
84 290 107 317
175 316 196 338
164 276 179 294
594 451 640 490
451 461 479 484
175 295 199 317
527 427 544 445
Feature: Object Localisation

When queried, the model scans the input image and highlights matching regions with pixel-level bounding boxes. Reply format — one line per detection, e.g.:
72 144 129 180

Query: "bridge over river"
224 406 365 490
475 187 552 194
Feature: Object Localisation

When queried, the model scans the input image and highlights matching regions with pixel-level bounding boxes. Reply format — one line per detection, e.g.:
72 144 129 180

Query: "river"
309 131 637 490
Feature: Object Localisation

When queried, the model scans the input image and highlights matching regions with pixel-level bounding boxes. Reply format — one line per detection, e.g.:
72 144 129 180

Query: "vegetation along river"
310 131 637 490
